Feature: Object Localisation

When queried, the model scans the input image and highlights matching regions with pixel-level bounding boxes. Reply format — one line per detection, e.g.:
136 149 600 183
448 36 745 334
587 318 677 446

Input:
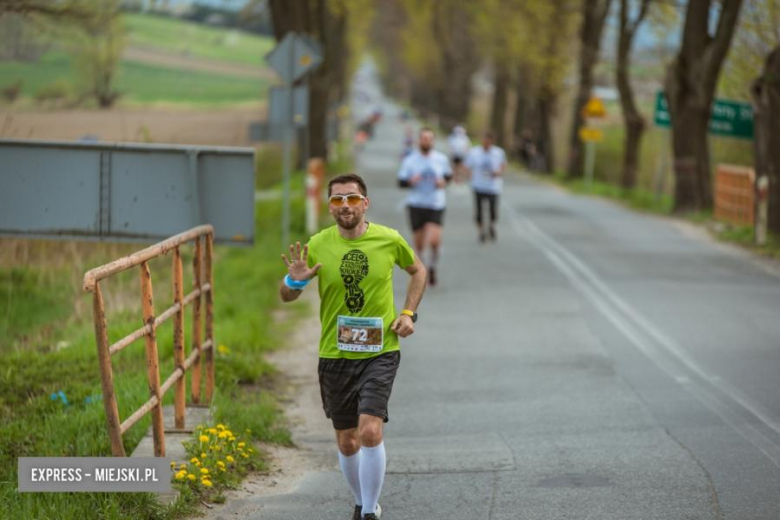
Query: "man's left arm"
390 254 427 338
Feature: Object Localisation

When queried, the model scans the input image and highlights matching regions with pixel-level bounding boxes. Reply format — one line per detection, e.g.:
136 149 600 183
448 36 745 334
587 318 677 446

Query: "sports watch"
400 309 418 323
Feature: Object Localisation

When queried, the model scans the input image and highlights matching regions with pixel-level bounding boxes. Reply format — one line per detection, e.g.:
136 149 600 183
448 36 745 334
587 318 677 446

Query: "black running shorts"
408 206 445 231
318 351 401 430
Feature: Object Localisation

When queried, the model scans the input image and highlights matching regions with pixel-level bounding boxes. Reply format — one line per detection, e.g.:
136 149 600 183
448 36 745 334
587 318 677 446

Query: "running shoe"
363 503 382 519
428 267 437 286
351 505 362 520
489 225 496 241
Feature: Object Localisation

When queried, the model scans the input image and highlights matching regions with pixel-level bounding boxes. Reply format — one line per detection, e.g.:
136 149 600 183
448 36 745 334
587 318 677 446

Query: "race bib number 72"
337 316 383 353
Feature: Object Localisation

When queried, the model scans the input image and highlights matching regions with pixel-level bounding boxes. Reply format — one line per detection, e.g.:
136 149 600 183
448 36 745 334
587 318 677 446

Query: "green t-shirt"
307 222 415 359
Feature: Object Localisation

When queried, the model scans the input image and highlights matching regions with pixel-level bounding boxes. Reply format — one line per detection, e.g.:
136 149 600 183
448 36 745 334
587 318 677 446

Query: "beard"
335 211 361 229
419 144 432 153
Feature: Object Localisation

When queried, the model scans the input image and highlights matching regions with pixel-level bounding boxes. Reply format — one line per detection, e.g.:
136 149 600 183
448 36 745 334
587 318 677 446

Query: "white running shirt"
397 149 451 210
466 145 507 195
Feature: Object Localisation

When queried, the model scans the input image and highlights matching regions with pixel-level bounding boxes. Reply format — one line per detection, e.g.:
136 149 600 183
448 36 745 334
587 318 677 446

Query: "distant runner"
397 128 452 286
465 130 507 243
447 125 471 184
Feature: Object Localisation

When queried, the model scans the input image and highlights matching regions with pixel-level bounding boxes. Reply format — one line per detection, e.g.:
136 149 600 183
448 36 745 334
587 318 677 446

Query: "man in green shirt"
279 173 427 520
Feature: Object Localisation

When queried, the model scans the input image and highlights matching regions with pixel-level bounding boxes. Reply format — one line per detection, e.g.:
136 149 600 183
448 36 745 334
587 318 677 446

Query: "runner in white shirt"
465 131 507 243
447 125 471 184
397 128 452 286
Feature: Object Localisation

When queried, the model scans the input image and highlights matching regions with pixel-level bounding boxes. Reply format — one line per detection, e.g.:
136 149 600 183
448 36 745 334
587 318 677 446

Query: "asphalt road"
229 67 780 519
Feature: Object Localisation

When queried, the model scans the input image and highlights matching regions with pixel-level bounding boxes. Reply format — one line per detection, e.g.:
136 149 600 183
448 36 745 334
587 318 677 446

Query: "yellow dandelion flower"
201 452 207 458
202 479 213 487
175 471 186 480
194 460 201 467
170 461 176 469
199 435 209 443
178 463 187 470
247 448 254 453
190 457 198 464
241 453 249 458
217 344 229 355
217 423 226 430
238 442 246 448
200 468 209 474
219 467 226 472
226 455 234 463
223 429 233 436
217 461 225 467
187 474 196 481
207 428 217 435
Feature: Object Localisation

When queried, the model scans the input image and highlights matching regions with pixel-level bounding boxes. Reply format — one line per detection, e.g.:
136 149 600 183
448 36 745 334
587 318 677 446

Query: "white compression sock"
360 442 386 516
338 450 362 506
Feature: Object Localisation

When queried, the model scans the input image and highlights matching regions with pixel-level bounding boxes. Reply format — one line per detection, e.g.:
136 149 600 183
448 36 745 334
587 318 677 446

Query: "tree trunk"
431 1 479 131
512 65 530 159
752 45 780 234
616 0 649 190
664 0 743 213
537 88 555 174
567 0 612 179
490 65 510 148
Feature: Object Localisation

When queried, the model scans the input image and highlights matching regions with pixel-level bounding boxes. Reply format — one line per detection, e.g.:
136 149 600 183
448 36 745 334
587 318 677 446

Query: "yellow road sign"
583 97 606 118
579 127 603 142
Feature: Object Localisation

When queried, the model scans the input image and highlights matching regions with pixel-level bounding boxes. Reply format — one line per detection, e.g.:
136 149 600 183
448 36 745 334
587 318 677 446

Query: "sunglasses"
328 194 366 207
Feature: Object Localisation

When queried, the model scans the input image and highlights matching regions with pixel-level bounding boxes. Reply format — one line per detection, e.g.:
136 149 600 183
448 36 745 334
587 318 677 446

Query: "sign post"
265 32 323 247
580 97 606 189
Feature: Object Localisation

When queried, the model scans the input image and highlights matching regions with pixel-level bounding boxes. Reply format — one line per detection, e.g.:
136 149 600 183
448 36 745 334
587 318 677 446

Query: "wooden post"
191 237 202 404
140 261 166 456
92 282 126 457
172 247 186 429
205 232 215 402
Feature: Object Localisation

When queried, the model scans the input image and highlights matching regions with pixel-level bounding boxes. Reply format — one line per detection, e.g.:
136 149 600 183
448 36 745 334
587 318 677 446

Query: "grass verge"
0 143 352 518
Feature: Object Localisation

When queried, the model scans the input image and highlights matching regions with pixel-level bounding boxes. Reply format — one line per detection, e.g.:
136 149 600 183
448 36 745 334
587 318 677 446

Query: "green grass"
118 60 268 104
540 168 674 215
0 144 353 518
0 51 268 105
124 13 274 67
0 52 74 99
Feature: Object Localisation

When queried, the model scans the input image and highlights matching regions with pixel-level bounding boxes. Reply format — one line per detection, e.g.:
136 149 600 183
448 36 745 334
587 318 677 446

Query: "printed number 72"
351 328 368 343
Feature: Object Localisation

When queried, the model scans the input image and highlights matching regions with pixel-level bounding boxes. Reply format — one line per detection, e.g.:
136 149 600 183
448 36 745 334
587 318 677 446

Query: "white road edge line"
508 206 780 468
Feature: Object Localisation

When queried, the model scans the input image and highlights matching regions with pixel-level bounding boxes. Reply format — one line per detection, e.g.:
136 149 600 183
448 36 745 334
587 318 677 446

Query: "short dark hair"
328 173 368 196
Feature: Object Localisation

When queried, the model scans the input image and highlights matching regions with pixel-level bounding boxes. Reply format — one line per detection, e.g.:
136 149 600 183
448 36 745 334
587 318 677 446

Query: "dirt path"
198 287 333 518
123 45 277 81
0 105 265 146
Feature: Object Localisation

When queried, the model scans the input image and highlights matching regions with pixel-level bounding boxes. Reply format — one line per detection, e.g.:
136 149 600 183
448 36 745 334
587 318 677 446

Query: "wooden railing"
83 225 215 457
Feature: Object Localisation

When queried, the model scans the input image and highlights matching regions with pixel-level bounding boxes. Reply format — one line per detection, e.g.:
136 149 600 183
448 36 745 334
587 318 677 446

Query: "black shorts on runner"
408 206 445 232
318 351 401 430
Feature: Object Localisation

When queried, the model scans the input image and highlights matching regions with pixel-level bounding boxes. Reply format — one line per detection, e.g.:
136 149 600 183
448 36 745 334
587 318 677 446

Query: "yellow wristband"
400 309 415 318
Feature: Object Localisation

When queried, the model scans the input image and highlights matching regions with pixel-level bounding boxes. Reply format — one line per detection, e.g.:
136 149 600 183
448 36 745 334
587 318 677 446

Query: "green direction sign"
654 91 754 139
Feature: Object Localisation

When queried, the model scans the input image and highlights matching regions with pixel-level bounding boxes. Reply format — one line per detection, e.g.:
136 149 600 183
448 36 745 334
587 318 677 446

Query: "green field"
0 12 274 106
0 52 268 105
124 13 274 67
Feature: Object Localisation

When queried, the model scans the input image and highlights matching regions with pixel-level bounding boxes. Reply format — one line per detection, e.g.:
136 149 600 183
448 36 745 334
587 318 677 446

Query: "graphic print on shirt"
340 249 369 313
420 165 437 194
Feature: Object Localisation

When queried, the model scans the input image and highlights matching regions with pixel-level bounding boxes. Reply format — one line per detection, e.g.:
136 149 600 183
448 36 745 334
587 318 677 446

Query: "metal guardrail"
83 225 215 457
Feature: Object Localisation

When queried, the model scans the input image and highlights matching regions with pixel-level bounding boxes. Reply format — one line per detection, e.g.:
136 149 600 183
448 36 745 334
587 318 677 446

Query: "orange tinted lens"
329 195 346 206
346 195 363 206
